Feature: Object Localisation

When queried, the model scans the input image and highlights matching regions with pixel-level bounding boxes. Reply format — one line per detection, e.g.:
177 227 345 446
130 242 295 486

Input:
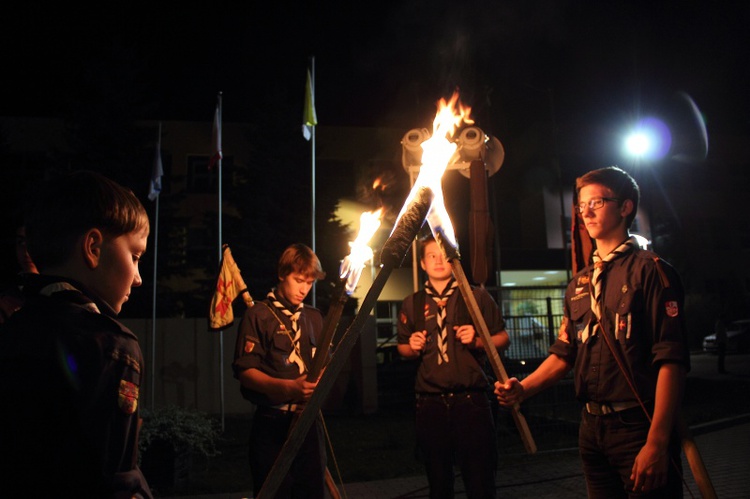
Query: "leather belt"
416 389 485 399
585 400 640 416
260 403 298 413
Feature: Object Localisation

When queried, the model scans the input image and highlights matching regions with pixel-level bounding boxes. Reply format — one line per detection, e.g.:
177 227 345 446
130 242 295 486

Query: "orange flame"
341 208 383 294
393 91 471 248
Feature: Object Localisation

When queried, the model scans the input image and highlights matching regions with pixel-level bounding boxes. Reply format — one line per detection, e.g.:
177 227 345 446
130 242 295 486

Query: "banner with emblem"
209 245 255 331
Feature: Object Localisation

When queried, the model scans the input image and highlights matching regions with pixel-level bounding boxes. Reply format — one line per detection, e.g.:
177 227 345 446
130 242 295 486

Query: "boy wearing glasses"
495 166 689 498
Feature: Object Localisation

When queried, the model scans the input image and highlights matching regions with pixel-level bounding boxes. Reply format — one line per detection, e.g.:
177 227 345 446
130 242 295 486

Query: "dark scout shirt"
397 286 505 394
550 247 690 404
232 295 323 406
0 274 152 498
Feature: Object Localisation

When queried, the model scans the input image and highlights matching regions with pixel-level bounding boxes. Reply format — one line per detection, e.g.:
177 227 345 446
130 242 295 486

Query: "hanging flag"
208 101 222 170
148 123 164 201
302 68 317 141
209 244 254 331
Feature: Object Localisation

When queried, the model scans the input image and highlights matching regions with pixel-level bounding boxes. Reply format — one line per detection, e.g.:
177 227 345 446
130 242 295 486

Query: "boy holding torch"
495 166 690 497
232 243 328 499
397 233 509 499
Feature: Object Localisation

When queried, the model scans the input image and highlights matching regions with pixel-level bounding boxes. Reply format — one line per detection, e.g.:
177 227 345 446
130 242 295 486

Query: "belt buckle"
586 401 613 416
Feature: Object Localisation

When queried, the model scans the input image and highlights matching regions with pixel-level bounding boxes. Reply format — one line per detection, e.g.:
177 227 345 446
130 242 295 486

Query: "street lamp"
622 117 672 162
621 117 674 251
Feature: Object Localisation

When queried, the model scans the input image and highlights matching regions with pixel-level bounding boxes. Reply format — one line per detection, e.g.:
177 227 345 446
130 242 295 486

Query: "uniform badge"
557 317 569 343
621 284 628 294
423 304 430 318
400 311 408 324
118 379 138 415
665 300 679 317
577 275 590 285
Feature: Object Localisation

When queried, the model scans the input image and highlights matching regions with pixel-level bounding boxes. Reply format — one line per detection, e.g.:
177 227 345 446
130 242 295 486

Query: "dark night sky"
3 1 748 138
2 0 749 309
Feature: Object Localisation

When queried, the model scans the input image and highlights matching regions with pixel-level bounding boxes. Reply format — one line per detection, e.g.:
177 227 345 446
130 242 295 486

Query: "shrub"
139 405 221 459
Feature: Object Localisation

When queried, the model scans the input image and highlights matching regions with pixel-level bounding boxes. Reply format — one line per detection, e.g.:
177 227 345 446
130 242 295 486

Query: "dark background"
1 1 748 319
4 2 747 132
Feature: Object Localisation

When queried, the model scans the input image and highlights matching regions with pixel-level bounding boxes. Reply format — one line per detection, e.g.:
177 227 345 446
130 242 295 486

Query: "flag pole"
310 56 317 307
216 91 226 430
151 191 159 408
149 121 163 409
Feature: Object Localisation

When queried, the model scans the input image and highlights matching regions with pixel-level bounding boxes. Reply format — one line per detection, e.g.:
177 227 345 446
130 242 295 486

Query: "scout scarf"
425 278 458 364
582 236 638 343
267 290 306 374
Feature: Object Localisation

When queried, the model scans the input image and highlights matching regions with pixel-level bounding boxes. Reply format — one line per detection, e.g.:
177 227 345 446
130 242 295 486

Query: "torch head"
381 186 434 268
431 225 460 262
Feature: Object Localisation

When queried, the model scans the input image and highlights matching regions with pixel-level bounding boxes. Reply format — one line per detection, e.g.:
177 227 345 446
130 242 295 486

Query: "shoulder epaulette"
652 256 671 288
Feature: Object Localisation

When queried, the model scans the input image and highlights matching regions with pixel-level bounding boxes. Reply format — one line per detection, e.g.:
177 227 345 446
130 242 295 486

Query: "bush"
139 405 221 460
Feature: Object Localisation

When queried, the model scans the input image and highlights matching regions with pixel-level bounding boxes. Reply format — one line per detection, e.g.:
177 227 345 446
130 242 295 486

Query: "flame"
340 208 383 294
393 91 472 249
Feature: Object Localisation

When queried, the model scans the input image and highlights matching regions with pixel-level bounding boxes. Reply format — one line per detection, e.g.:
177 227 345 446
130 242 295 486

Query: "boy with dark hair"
495 166 689 497
397 234 509 499
233 243 328 498
0 170 153 497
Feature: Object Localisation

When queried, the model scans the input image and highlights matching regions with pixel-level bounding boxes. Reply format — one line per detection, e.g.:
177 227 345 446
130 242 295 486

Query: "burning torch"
257 190 433 499
417 94 537 454
308 208 383 382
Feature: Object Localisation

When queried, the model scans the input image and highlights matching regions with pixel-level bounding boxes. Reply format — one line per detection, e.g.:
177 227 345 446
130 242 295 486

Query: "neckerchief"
425 278 457 364
267 290 305 374
582 236 638 343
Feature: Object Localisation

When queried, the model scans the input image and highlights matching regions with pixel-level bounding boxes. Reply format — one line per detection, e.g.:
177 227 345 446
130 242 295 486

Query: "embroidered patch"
665 300 679 317
118 379 138 415
578 275 590 285
400 311 408 324
557 317 569 343
423 304 430 318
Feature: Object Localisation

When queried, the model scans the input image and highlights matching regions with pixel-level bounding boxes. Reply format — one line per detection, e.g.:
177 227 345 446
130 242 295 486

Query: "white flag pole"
310 56 317 307
215 92 226 431
150 121 163 409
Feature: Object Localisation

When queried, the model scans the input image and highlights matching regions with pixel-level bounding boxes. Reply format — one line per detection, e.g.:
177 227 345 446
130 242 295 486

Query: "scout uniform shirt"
397 283 505 394
550 242 690 406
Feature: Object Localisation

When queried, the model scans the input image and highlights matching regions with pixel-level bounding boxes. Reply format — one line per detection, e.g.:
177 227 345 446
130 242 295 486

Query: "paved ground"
168 352 750 498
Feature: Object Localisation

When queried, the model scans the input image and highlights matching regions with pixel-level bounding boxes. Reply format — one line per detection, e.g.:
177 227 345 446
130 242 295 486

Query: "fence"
124 286 580 452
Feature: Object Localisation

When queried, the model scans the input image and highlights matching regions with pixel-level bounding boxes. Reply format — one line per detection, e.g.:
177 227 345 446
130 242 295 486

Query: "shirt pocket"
272 330 294 352
569 295 591 343
607 285 638 341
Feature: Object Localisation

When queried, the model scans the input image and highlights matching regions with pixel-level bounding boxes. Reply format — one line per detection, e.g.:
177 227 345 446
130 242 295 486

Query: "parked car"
702 319 750 354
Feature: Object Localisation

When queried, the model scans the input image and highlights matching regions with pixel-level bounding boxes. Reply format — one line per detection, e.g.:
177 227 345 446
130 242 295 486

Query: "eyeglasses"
577 197 620 214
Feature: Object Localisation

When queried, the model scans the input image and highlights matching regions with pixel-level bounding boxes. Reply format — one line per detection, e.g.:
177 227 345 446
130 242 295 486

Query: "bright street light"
622 117 672 161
